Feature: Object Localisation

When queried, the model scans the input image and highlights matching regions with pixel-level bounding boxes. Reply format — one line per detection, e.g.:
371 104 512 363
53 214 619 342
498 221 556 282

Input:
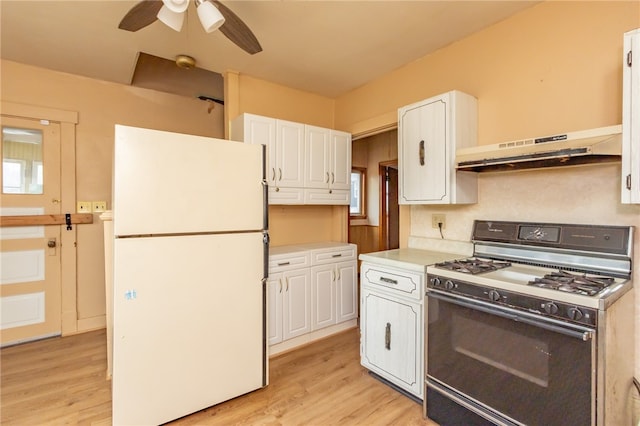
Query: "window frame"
350 167 367 219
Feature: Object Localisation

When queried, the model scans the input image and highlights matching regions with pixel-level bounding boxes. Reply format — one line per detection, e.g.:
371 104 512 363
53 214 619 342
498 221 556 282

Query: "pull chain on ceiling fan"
118 0 262 54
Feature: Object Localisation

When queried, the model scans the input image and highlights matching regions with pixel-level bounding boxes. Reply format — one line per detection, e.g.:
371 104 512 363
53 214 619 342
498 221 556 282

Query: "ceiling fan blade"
213 1 262 54
119 0 163 32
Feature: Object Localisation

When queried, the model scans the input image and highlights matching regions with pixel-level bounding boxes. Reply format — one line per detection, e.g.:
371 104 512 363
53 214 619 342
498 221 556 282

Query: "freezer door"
114 125 264 236
112 232 265 425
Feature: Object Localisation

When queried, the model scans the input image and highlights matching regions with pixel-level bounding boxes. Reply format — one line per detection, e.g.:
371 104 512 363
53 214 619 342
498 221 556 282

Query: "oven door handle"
428 291 595 342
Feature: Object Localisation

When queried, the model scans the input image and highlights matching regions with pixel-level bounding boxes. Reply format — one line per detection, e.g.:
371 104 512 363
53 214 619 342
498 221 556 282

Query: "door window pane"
2 127 43 194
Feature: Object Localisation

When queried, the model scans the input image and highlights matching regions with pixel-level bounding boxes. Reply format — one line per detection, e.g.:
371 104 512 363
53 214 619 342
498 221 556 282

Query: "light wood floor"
1 327 437 425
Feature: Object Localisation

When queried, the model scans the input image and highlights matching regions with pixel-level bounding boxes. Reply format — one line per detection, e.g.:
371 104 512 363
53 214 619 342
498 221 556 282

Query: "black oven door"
426 291 595 426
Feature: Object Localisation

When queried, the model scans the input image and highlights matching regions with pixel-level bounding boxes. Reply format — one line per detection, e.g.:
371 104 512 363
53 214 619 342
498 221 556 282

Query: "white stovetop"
427 260 630 310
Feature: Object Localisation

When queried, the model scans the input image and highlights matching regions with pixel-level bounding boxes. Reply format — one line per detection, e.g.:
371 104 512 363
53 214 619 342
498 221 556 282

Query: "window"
2 126 44 194
350 167 366 218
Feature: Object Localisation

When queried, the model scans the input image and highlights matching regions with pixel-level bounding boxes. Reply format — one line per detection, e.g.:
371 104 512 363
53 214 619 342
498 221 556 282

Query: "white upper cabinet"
398 90 478 204
622 28 640 204
304 125 331 189
232 114 351 205
330 130 352 191
304 126 351 188
275 120 305 189
231 114 305 204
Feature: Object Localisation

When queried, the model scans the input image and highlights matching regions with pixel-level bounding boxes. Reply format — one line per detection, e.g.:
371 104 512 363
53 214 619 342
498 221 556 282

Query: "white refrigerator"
111 125 268 425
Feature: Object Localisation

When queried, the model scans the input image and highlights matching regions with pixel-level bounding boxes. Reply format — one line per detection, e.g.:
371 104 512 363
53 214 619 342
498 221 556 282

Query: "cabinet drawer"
311 245 356 265
304 189 350 205
269 251 310 273
361 264 423 300
268 186 304 205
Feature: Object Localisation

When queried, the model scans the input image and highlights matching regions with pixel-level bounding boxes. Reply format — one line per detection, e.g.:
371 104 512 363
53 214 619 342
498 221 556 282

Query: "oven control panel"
427 275 598 327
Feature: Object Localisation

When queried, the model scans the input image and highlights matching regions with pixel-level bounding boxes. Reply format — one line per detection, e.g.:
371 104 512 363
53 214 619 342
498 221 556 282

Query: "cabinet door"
399 97 447 203
305 125 331 189
311 264 336 331
282 268 311 340
336 260 357 323
267 273 283 346
622 29 640 204
360 288 422 398
275 120 305 188
238 114 277 185
330 130 352 191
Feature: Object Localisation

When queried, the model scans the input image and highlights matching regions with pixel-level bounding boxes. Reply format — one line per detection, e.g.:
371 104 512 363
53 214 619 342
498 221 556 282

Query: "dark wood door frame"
378 160 398 251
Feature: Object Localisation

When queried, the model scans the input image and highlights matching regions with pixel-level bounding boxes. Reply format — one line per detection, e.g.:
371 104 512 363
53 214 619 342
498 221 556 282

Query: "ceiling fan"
118 0 262 55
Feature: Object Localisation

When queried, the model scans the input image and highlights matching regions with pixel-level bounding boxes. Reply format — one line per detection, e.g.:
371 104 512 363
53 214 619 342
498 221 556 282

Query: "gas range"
425 220 635 426
426 220 633 324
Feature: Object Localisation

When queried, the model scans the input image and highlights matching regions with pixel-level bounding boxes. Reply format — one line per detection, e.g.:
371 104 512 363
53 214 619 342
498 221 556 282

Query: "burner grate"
435 258 512 275
528 270 615 296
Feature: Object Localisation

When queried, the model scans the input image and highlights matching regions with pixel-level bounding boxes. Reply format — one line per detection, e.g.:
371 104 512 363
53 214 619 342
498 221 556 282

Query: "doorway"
379 161 399 251
1 115 62 345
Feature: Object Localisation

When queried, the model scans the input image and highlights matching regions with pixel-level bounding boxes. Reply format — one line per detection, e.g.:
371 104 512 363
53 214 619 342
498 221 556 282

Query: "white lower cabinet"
311 260 358 331
267 269 311 346
360 262 425 399
269 243 357 355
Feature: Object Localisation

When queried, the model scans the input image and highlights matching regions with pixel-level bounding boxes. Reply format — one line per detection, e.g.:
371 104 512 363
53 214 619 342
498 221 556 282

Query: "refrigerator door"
112 232 265 425
113 125 264 236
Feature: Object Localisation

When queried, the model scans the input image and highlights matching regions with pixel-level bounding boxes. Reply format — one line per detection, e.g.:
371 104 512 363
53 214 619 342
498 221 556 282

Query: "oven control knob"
488 290 501 302
544 302 559 315
444 280 455 290
568 307 583 321
431 277 441 287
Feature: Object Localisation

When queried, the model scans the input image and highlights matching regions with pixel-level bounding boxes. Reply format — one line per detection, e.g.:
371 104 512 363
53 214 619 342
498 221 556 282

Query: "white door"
282 268 311 340
311 264 336 330
361 288 421 396
267 272 284 345
330 130 352 190
275 120 305 188
399 98 447 203
0 116 62 345
240 114 277 185
336 260 357 323
304 125 331 189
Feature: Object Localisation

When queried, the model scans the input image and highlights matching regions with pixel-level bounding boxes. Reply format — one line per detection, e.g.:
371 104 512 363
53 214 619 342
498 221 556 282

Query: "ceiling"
1 1 539 99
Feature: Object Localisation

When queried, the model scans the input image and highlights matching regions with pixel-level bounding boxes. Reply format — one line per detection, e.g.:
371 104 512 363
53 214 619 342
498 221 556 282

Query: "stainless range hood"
456 125 622 172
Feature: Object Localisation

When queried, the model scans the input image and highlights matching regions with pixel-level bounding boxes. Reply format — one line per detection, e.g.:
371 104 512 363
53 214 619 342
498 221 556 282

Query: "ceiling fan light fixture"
175 54 196 69
196 0 225 33
157 5 185 32
162 0 189 13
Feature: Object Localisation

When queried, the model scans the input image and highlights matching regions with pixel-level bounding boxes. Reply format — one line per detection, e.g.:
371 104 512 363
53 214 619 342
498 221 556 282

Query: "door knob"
47 239 57 248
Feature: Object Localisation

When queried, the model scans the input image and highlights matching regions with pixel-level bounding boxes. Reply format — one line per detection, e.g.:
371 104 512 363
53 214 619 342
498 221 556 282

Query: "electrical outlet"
432 214 446 229
92 201 107 213
77 201 92 213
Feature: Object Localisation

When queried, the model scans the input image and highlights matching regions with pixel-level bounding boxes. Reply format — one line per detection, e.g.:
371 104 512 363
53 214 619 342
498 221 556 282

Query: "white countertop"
358 236 473 273
270 242 355 256
359 248 465 273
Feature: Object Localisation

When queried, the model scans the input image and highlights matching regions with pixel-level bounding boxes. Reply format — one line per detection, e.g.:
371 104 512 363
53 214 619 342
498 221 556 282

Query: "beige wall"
237 74 336 129
334 1 640 376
